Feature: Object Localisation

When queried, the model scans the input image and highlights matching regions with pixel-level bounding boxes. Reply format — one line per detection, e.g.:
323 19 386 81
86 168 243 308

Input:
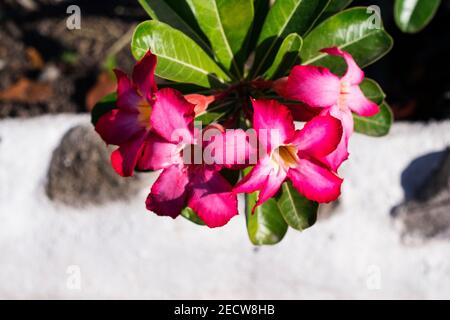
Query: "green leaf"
246 192 288 245
315 0 353 25
131 20 231 88
301 7 393 76
158 82 209 95
188 0 254 78
394 0 441 33
277 181 318 231
91 93 117 126
137 0 211 54
251 0 330 77
181 207 206 225
360 78 386 105
263 33 303 80
195 97 235 125
195 111 227 125
324 0 353 13
353 101 393 137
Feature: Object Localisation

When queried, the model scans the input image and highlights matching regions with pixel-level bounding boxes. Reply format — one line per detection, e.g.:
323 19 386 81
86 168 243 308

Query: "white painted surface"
0 115 449 299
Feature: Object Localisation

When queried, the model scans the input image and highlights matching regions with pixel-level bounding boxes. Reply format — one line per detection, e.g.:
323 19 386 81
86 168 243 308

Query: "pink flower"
94 50 250 227
141 91 250 228
234 99 343 210
276 47 379 170
95 50 159 177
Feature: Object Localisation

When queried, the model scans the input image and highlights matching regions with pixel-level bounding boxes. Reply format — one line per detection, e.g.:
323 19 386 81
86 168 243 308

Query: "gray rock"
393 148 450 243
46 125 143 207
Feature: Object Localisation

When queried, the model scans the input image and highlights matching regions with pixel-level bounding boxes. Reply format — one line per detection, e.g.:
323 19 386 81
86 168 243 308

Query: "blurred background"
1 0 449 120
0 0 450 299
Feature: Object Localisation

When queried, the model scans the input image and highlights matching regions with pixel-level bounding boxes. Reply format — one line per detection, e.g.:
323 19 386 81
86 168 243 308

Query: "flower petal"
114 69 142 112
290 115 343 159
287 103 322 122
132 50 158 101
252 99 295 153
137 133 181 171
320 106 353 171
151 88 195 143
203 129 253 168
321 47 364 85
255 167 286 208
234 157 286 208
346 85 380 117
234 157 272 194
321 133 349 172
327 105 354 138
187 168 237 228
146 164 189 218
95 109 142 145
288 159 342 203
185 94 215 116
285 65 340 107
110 131 147 177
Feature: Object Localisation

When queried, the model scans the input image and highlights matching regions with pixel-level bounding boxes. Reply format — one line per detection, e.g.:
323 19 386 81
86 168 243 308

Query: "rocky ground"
0 115 449 299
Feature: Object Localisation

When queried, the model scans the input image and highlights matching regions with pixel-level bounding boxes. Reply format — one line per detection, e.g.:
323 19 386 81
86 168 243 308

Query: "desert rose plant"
91 0 393 245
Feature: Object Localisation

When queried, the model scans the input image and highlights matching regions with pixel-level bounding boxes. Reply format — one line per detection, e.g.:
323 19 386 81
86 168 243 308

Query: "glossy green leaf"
301 7 393 76
132 20 231 88
394 0 441 33
324 0 353 13
353 101 393 137
189 0 254 78
91 93 117 126
360 78 386 105
181 207 206 225
277 181 318 231
263 33 303 79
138 0 211 53
315 0 353 24
246 192 288 245
251 0 330 77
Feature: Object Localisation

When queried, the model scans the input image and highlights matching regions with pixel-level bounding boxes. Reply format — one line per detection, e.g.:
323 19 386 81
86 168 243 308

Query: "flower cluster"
95 48 377 228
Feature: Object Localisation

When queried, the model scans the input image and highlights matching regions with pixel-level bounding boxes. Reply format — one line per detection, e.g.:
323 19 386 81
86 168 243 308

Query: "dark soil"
0 0 146 118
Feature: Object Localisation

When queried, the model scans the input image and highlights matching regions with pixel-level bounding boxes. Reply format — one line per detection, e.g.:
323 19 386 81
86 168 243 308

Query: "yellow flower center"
137 99 152 129
271 144 299 171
